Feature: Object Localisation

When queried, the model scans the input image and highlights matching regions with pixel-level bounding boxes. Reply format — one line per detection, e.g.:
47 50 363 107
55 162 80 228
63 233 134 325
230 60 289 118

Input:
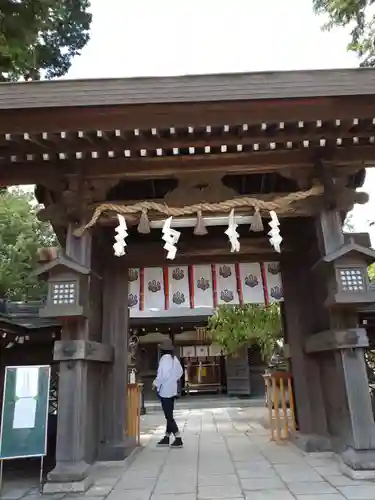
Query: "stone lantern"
316 238 375 309
34 254 91 318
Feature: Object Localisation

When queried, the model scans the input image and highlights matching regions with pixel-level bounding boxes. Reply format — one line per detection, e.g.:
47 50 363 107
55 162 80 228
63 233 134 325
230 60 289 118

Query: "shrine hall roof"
1 68 375 109
0 300 60 331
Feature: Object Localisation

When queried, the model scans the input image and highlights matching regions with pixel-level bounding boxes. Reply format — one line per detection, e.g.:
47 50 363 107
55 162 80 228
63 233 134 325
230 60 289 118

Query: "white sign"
13 398 37 429
12 366 40 430
15 366 39 398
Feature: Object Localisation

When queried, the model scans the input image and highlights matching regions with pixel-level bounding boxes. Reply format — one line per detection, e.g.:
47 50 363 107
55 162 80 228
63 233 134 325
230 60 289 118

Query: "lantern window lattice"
316 237 375 309
338 268 366 292
51 282 77 305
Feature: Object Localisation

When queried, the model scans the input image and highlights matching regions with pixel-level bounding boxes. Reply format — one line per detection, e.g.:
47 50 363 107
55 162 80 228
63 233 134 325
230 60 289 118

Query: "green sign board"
0 365 51 460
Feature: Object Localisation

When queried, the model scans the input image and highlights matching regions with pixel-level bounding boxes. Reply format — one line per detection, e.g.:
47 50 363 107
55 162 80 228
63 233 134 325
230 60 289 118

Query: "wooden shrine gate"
1 68 375 489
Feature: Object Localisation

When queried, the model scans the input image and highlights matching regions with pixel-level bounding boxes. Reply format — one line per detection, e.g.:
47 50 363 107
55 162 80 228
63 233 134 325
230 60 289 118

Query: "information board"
0 365 51 460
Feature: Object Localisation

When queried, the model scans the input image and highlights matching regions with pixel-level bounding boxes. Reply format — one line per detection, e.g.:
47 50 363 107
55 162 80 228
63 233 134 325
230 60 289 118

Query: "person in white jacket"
153 339 183 448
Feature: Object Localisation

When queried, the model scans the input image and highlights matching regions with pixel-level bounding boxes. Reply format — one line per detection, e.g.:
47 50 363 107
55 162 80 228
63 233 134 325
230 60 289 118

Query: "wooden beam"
0 150 307 184
92 216 314 265
0 145 371 186
1 124 373 156
113 241 288 267
1 95 375 135
124 253 283 267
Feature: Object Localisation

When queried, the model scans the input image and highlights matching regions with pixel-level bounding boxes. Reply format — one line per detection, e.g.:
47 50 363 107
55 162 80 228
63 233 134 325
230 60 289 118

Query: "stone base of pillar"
339 447 375 479
291 432 332 453
339 460 375 480
98 437 137 461
44 460 93 493
43 476 93 494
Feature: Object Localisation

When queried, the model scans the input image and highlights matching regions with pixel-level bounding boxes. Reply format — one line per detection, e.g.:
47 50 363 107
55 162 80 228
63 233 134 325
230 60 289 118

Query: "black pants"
160 396 179 435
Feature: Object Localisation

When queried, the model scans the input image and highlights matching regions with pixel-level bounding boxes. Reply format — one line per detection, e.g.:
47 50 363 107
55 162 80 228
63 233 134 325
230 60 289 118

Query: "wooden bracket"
54 340 114 363
304 328 369 354
314 156 337 210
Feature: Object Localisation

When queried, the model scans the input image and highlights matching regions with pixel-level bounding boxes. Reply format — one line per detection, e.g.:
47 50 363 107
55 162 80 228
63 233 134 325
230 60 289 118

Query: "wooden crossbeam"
1 122 374 158
0 146 370 186
106 240 290 268
1 94 375 135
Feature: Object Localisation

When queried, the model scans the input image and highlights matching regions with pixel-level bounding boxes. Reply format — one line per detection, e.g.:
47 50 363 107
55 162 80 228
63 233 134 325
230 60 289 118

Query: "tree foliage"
0 0 92 81
0 189 56 300
313 0 375 66
207 304 282 361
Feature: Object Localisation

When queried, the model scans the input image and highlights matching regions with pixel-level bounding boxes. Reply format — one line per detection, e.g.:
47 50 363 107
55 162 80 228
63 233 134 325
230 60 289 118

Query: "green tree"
0 189 56 300
0 0 92 81
207 304 282 361
313 0 375 66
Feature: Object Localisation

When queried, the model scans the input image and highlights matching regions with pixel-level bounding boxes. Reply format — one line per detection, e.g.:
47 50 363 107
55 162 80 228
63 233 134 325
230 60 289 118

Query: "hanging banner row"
128 261 283 314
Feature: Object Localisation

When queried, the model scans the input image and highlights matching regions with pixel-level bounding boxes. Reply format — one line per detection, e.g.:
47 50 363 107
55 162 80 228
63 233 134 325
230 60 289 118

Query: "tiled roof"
1 68 375 109
0 300 61 331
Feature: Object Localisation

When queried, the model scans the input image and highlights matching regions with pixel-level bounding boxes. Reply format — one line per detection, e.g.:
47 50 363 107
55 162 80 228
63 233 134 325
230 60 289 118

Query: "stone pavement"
3 406 375 500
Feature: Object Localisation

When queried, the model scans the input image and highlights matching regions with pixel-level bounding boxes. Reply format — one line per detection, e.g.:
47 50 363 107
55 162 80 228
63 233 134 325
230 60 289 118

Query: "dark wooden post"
45 226 112 493
281 228 330 448
98 257 134 460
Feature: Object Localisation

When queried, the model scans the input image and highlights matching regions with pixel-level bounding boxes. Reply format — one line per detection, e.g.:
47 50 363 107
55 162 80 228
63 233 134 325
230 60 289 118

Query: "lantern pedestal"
338 347 375 477
303 328 375 477
45 340 114 492
340 449 375 480
282 220 375 478
45 358 94 492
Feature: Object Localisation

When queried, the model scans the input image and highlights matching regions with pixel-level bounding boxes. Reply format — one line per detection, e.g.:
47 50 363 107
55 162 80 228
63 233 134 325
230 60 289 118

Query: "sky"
64 0 375 243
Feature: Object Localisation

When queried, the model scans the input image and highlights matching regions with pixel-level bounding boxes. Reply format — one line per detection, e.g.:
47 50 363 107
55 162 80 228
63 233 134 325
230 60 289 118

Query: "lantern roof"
322 238 375 265
32 254 91 278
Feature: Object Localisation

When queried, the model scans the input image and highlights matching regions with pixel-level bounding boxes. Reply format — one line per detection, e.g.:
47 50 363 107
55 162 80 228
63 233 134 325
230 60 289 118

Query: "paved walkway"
3 407 375 500
144 395 265 412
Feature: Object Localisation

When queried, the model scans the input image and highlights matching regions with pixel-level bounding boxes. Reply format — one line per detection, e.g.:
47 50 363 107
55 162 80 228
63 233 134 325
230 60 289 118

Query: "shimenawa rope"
73 185 324 237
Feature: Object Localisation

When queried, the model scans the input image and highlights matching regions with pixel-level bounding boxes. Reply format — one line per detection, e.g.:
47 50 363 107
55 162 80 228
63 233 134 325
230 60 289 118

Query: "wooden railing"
127 383 142 445
264 371 296 443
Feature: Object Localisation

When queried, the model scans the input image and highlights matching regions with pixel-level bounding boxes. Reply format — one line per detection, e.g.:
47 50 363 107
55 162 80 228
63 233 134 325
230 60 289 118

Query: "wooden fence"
127 383 142 445
264 371 296 442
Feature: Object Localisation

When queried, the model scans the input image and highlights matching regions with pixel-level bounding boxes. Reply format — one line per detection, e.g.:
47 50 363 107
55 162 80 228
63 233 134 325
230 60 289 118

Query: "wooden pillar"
281 240 330 446
45 226 108 492
284 210 375 472
98 257 133 460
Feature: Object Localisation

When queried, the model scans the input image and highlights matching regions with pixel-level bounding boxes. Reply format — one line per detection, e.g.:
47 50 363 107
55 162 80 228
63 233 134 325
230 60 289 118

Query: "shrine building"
1 68 375 489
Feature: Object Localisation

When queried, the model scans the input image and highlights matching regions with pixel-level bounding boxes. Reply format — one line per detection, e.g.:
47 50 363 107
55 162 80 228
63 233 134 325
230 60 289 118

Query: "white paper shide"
113 214 128 257
268 210 282 253
162 217 181 260
225 209 240 252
